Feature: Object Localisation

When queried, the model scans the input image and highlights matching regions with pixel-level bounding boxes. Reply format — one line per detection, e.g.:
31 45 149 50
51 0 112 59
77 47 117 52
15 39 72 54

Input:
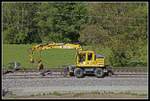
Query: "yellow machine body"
29 43 104 68
28 42 113 78
76 51 105 67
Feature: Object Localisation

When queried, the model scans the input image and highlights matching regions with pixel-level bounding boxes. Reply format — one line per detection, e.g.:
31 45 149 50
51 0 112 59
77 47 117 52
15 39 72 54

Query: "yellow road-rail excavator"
29 42 113 78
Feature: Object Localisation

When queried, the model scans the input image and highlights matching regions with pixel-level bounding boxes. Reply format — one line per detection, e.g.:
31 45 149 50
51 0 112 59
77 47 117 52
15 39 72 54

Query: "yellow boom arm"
29 42 82 63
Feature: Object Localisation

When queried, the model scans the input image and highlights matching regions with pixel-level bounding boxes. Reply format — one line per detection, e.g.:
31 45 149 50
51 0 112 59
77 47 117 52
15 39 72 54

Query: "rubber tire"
74 68 84 78
94 68 104 78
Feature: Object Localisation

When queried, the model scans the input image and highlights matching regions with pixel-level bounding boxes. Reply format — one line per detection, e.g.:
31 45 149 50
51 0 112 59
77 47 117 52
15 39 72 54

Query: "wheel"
74 68 84 78
94 68 104 78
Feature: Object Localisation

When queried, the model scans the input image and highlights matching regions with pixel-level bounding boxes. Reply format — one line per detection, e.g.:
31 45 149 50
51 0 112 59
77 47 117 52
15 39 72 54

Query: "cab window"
79 53 86 63
88 53 93 61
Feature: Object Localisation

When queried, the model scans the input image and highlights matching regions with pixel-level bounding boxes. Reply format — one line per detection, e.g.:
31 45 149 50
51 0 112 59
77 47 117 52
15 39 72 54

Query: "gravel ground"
2 75 148 97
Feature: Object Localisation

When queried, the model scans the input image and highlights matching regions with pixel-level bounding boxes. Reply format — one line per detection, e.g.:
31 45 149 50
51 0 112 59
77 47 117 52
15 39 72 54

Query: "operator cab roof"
96 54 105 58
79 50 94 53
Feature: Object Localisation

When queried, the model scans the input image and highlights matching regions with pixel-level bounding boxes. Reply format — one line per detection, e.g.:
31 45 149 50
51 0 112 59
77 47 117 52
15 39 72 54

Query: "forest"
2 2 148 67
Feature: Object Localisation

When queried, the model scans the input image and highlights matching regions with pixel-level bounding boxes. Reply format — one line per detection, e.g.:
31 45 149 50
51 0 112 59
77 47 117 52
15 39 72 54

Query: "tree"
79 24 110 46
80 3 148 66
3 3 41 44
35 3 88 43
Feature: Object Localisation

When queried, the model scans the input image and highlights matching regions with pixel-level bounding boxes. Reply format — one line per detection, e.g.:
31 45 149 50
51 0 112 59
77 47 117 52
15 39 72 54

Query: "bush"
110 50 128 67
127 59 147 67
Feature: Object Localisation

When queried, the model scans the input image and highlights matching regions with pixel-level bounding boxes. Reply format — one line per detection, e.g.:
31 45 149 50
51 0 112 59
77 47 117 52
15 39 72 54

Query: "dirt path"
3 91 147 99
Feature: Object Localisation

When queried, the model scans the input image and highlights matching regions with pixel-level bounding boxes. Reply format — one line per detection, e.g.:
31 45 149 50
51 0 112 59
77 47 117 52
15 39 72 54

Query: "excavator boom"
29 42 82 63
31 43 82 51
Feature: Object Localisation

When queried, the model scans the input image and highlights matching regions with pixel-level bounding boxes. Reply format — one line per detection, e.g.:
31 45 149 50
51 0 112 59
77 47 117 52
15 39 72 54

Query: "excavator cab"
77 51 95 67
69 50 109 78
76 51 104 67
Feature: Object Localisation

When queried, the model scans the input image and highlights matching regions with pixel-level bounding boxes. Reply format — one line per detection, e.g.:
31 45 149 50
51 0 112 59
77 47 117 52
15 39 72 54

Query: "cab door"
86 52 94 66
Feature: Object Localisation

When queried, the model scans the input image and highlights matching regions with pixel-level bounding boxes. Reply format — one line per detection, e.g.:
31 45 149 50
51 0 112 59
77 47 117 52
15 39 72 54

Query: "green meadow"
3 44 76 69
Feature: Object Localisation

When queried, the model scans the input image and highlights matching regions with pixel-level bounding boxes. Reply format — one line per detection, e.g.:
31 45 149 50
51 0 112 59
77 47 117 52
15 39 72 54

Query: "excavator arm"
29 42 82 64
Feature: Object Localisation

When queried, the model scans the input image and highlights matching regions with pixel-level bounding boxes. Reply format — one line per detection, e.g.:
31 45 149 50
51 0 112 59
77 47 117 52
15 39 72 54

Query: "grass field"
3 44 112 70
3 44 76 69
3 44 147 70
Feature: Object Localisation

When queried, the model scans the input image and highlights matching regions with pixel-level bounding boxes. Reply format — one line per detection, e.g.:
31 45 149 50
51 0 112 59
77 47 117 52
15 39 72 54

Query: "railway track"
2 72 148 79
2 67 148 73
2 67 148 79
